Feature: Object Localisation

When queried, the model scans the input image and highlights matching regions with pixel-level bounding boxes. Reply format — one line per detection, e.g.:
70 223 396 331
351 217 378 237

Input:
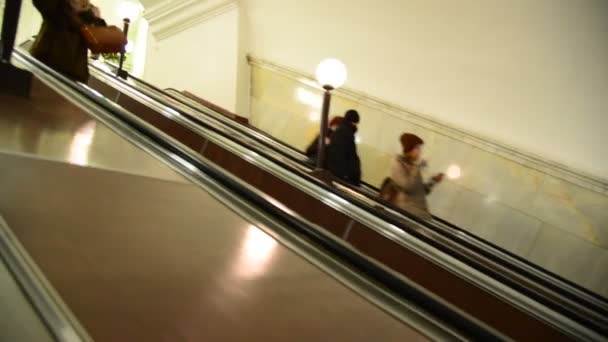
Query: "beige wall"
14 0 41 45
242 0 608 179
143 8 239 111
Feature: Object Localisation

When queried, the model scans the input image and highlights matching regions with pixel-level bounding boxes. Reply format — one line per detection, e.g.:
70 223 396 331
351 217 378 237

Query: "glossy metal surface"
0 212 89 342
162 71 608 315
0 255 54 342
0 77 184 183
155 69 606 304
87 61 606 339
88 64 608 337
0 77 427 340
0 153 424 341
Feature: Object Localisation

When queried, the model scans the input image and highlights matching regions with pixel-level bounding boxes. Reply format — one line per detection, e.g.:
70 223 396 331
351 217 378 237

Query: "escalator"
67 55 608 340
0 45 510 341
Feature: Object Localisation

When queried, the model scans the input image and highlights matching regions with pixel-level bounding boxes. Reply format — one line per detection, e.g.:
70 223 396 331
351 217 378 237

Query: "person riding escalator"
305 116 343 166
326 110 362 186
31 0 106 82
380 133 444 220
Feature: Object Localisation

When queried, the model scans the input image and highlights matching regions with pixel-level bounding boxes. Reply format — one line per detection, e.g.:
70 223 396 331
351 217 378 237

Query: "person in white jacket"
381 133 444 220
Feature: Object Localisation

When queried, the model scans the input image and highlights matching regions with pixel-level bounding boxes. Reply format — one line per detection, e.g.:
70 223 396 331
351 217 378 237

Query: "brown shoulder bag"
80 25 127 54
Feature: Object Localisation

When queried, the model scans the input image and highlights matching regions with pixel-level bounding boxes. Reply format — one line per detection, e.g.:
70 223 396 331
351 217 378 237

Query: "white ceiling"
138 0 164 9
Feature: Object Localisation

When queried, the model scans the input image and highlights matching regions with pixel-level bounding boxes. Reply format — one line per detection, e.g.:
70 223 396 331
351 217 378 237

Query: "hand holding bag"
80 25 127 54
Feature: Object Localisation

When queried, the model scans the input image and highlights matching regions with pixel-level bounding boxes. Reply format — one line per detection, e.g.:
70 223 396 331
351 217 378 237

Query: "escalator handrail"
90 64 608 316
113 64 608 311
339 178 608 308
103 63 310 163
164 80 608 310
110 63 542 268
86 63 607 337
0 216 90 342
164 87 308 156
14 49 507 341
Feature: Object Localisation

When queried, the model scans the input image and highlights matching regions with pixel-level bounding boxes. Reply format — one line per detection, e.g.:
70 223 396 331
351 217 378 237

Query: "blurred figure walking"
306 116 343 165
31 0 106 82
380 133 443 220
326 110 361 186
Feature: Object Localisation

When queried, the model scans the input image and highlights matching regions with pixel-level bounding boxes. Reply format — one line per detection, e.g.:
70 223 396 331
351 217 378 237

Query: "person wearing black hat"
380 133 443 220
326 109 362 186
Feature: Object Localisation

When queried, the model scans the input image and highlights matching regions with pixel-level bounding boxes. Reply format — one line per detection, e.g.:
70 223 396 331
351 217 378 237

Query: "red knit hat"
400 133 424 153
329 116 343 127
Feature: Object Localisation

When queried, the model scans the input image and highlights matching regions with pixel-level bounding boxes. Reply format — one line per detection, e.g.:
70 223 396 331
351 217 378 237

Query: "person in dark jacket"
326 109 361 186
31 0 105 82
305 116 343 164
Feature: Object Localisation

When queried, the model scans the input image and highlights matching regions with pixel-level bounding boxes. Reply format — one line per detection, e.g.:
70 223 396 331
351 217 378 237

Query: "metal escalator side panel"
12 49 509 341
82 56 607 339
0 215 92 342
87 61 608 320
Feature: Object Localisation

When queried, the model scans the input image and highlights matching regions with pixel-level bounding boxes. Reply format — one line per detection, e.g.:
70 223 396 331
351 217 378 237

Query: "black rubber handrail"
18 50 503 341
124 66 599 298
164 87 309 156
337 178 608 305
90 63 608 333
163 83 603 307
165 78 608 307
20 41 608 328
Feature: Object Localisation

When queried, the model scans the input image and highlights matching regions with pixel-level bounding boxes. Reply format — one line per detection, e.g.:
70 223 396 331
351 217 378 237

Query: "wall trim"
248 55 608 195
144 0 237 41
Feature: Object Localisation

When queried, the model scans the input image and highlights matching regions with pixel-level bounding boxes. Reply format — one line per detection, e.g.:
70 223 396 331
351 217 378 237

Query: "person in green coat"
30 0 104 82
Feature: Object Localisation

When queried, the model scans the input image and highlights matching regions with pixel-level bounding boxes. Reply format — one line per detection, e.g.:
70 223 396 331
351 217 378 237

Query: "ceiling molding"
144 0 237 41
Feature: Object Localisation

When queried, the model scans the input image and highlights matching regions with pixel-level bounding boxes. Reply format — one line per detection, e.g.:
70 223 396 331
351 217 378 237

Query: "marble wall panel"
459 148 546 214
587 251 608 298
426 180 463 219
446 189 485 231
470 200 543 257
527 225 607 296
530 178 608 248
248 64 608 296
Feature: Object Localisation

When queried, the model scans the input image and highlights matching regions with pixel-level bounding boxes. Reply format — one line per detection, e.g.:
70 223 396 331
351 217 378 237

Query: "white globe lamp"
119 1 142 21
315 58 347 90
446 164 462 180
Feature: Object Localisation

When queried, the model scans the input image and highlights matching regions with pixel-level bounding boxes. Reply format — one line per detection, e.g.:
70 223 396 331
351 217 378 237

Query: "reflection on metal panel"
232 226 277 279
68 121 96 166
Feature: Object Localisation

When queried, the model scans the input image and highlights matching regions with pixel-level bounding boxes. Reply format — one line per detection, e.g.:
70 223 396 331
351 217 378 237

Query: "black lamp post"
315 85 333 169
314 58 347 169
0 0 32 97
116 18 131 79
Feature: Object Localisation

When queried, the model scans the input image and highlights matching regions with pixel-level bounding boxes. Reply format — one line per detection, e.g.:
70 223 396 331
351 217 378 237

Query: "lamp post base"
116 69 128 80
0 62 32 98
